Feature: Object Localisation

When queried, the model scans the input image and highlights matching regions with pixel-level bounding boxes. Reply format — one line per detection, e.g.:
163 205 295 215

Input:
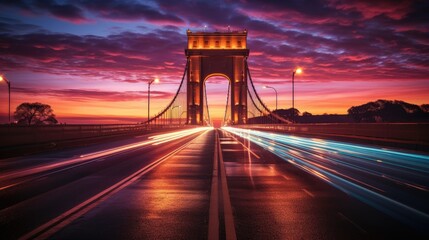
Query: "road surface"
0 127 427 239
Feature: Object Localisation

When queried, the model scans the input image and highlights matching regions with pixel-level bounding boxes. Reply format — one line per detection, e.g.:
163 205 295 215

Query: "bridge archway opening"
204 75 231 128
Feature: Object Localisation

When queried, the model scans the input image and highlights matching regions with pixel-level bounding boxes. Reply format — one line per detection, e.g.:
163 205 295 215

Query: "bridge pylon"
185 29 249 125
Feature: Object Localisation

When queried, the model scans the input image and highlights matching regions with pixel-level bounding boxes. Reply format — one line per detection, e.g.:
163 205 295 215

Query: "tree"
14 102 58 126
275 108 300 118
347 99 427 122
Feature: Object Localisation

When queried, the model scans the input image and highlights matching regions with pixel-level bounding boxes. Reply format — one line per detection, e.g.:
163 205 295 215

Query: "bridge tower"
185 29 249 125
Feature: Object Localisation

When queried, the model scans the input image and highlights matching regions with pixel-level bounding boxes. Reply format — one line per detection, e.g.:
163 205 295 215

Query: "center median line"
208 131 219 240
218 130 237 240
208 130 237 240
19 129 211 240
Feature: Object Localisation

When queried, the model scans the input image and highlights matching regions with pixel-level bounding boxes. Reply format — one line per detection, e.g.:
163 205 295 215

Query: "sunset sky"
0 0 428 123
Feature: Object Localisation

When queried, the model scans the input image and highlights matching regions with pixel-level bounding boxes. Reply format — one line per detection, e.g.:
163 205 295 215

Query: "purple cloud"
0 0 184 24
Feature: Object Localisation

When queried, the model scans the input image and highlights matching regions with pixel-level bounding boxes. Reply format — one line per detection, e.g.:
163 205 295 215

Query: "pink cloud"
331 0 411 20
12 87 174 102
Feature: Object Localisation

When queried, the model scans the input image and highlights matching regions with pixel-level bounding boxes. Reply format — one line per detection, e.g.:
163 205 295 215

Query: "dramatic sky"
0 0 428 123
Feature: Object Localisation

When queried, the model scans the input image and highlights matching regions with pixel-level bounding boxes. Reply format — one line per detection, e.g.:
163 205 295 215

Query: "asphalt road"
1 127 427 239
51 129 215 240
0 128 211 239
218 128 426 239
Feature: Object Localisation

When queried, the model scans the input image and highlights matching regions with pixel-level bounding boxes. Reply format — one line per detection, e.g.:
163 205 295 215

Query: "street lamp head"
154 77 160 83
295 68 303 74
264 85 276 91
0 75 9 84
263 85 267 89
0 74 11 124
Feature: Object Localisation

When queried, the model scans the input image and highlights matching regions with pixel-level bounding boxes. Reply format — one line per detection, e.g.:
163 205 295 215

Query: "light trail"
0 127 212 186
222 127 429 230
18 128 212 240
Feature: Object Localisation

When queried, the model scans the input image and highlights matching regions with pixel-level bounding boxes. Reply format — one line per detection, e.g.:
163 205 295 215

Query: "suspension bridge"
1 30 428 240
144 29 289 127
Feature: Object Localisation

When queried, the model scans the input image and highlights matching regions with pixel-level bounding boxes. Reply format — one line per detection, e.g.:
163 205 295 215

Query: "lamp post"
148 77 159 126
0 75 10 124
171 105 181 124
179 110 187 125
292 68 302 123
263 85 278 110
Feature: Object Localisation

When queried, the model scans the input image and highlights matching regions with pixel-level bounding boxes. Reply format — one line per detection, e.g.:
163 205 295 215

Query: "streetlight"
263 85 278 110
292 68 302 123
148 77 159 126
179 110 187 125
0 75 11 124
171 105 181 124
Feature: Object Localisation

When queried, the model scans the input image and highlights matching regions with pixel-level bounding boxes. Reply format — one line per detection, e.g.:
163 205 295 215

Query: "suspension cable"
144 59 189 124
204 81 211 126
223 80 231 125
246 60 291 124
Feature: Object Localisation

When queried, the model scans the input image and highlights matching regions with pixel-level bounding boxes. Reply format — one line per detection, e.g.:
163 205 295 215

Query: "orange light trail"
0 127 212 185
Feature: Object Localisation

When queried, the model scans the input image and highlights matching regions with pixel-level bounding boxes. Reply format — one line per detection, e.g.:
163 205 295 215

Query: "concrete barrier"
0 124 188 148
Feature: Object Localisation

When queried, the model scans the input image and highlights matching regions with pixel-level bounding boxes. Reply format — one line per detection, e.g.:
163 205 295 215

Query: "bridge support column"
185 30 249 125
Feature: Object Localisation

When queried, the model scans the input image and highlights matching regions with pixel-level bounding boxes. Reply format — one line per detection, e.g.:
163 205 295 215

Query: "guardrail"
235 123 429 148
0 124 188 148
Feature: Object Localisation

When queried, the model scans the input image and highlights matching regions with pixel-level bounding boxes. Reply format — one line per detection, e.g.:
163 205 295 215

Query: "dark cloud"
79 0 184 23
0 17 42 34
35 0 86 22
328 0 412 20
0 0 428 85
0 0 184 24
244 0 336 18
0 0 86 23
0 22 187 83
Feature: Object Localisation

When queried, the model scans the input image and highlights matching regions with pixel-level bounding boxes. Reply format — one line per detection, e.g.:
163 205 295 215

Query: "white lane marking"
0 183 19 191
228 135 260 159
220 141 238 144
282 175 290 180
337 212 367 234
302 188 315 198
35 176 48 182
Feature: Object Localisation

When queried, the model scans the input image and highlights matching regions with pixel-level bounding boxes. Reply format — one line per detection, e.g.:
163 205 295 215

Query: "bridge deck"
0 128 426 239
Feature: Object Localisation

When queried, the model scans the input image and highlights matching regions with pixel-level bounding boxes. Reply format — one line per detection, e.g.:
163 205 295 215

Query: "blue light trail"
222 127 429 231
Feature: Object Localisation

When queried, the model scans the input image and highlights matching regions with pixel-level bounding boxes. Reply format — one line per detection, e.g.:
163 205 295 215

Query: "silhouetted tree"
302 111 312 116
14 102 58 126
348 99 428 122
274 108 300 118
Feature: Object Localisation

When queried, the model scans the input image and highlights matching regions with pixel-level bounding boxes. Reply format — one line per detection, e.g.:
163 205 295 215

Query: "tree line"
347 100 429 123
249 99 429 123
8 99 429 125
